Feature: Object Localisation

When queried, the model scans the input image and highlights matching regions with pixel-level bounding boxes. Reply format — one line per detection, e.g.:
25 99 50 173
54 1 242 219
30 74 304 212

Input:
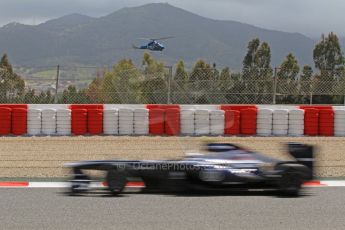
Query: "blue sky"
0 0 344 38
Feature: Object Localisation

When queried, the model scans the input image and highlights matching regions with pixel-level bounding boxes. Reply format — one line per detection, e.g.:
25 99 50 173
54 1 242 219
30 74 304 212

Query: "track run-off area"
0 187 344 230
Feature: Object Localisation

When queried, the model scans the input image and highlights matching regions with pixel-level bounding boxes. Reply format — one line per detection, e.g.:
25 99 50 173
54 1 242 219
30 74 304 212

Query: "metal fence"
1 65 345 104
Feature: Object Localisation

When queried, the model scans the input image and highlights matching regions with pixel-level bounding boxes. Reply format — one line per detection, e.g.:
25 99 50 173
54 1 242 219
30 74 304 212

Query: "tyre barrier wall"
1 104 345 137
0 104 28 135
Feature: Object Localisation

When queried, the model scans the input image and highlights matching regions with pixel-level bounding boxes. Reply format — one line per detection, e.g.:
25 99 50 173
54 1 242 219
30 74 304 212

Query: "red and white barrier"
0 104 345 137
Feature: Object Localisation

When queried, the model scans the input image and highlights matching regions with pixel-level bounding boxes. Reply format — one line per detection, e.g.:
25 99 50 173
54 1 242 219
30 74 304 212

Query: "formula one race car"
65 142 314 197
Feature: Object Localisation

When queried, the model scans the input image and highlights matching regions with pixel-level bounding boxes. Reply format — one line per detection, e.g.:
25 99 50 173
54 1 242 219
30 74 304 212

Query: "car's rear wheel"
106 169 127 195
278 169 302 197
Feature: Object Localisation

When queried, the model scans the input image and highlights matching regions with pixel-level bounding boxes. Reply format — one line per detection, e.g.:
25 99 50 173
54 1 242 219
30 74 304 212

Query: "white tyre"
181 123 194 128
258 109 273 115
334 122 345 128
289 124 304 130
134 108 149 115
210 126 225 132
288 130 304 136
104 112 118 116
273 119 289 125
119 116 133 121
42 109 56 114
181 115 195 121
56 111 71 115
334 118 345 123
210 117 224 121
257 117 273 124
104 124 118 129
27 118 41 123
181 118 194 122
27 114 41 119
28 131 41 136
257 129 272 136
119 122 134 127
134 131 149 135
288 114 304 120
334 129 345 133
104 131 118 135
335 115 345 120
195 120 210 125
257 123 272 129
273 115 288 120
119 131 133 135
210 118 224 123
28 109 41 113
119 109 133 115
289 109 304 116
41 120 56 124
57 125 71 129
134 121 149 126
335 131 345 136
195 110 209 116
56 116 71 121
181 109 195 117
134 126 149 131
56 123 71 127
181 131 195 135
273 124 288 130
27 120 41 125
134 118 149 123
42 118 56 122
41 130 56 135
210 110 224 116
28 124 42 129
257 115 273 120
272 129 288 136
288 119 304 125
42 126 57 130
195 126 210 130
273 109 289 115
210 130 224 135
104 118 118 123
194 115 210 121
195 130 210 135
334 110 345 115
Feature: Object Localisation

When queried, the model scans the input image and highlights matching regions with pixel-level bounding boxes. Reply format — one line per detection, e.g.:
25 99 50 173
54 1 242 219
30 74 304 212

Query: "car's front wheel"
106 169 128 195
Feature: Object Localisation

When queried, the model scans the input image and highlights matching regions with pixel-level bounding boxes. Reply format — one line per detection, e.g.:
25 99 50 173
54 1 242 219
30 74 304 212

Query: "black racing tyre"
106 169 128 195
69 174 91 195
278 169 302 197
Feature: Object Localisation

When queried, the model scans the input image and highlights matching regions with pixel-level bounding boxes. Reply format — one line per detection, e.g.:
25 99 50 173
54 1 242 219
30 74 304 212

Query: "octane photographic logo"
117 162 202 171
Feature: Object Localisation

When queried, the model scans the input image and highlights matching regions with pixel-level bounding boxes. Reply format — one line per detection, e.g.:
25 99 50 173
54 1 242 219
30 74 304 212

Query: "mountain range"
0 3 344 70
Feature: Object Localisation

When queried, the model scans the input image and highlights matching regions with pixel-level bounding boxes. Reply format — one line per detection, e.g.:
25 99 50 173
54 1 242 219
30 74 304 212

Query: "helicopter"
132 36 174 51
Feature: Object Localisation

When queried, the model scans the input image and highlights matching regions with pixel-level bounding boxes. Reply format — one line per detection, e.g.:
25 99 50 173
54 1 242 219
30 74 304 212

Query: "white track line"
0 181 345 188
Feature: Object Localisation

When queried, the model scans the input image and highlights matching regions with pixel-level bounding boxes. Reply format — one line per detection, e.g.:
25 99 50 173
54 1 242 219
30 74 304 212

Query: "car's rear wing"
288 143 314 179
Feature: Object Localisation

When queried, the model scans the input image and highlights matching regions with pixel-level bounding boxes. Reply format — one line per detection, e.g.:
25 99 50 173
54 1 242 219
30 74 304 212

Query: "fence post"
272 67 278 104
166 65 173 104
54 65 60 104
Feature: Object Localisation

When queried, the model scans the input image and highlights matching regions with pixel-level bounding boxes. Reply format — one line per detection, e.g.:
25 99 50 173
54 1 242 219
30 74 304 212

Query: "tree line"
1 32 344 104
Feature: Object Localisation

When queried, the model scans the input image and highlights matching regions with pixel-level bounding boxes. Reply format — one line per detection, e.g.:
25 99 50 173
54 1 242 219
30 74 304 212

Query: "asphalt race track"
1 188 345 230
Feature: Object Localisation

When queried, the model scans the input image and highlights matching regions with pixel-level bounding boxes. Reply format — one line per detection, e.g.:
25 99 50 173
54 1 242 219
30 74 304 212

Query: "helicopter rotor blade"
136 36 175 41
152 36 175 41
137 37 152 41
